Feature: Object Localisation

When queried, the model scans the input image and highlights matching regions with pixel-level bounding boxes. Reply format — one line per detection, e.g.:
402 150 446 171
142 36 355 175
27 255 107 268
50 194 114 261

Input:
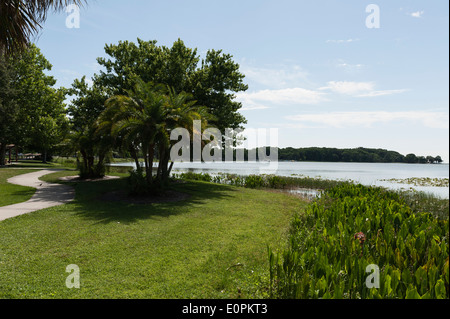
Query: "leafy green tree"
0 54 18 165
0 44 67 163
65 76 110 177
426 156 435 164
100 78 212 191
404 153 418 164
103 80 167 186
13 45 68 162
95 38 248 133
156 86 212 185
417 156 427 164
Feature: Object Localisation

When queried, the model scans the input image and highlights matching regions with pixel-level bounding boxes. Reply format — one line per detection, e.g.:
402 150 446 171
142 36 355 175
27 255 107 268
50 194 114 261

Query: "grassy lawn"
8 160 63 168
0 168 38 207
0 171 307 299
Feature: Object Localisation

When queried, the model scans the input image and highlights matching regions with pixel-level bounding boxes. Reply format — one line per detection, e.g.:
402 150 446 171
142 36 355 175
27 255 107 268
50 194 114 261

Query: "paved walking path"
0 169 75 222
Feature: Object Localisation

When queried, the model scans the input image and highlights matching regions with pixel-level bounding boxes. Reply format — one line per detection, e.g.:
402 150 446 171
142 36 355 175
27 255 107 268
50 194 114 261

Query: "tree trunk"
167 161 174 179
0 143 6 166
80 150 88 170
161 152 171 186
96 152 106 177
142 144 149 177
88 155 95 177
156 146 165 181
129 146 140 170
147 143 155 185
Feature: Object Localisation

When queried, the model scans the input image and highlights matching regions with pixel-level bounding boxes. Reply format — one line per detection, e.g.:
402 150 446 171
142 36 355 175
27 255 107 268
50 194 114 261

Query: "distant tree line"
226 147 443 164
277 147 443 164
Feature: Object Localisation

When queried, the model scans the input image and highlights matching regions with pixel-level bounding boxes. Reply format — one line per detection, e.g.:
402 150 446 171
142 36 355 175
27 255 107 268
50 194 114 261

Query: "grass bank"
0 171 307 298
0 168 37 207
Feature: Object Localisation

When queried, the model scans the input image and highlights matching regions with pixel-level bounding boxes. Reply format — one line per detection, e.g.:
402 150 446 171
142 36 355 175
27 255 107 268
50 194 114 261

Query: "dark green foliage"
268 183 449 299
0 54 17 165
95 38 248 132
127 168 152 195
277 147 442 164
0 45 67 164
174 172 213 183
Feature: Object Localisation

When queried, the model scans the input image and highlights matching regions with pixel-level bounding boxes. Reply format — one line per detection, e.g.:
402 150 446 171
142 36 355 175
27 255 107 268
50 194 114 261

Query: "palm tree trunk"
96 152 106 177
142 145 149 176
167 161 174 179
80 149 88 170
129 146 140 170
161 152 172 186
147 143 155 185
88 155 95 177
156 146 165 181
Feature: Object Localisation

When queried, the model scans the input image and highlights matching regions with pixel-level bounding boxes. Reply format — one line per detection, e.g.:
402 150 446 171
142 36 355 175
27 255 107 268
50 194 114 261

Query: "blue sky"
35 0 449 161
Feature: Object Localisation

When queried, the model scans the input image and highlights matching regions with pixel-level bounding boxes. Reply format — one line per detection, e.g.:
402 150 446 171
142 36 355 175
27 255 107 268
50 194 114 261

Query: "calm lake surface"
112 161 449 199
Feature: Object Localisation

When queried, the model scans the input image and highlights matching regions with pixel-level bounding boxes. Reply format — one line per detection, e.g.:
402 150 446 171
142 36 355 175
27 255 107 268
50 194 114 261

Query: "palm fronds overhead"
0 0 86 55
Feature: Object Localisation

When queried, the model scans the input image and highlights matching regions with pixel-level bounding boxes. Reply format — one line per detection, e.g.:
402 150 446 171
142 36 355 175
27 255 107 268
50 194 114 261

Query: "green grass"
8 160 63 168
0 171 307 299
0 169 37 207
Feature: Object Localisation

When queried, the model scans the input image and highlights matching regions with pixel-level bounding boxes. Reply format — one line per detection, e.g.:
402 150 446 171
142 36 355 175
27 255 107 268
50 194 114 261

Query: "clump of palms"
1 0 86 55
99 77 213 194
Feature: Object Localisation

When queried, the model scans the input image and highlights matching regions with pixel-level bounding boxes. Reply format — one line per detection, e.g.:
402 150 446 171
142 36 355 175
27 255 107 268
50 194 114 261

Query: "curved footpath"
0 169 75 222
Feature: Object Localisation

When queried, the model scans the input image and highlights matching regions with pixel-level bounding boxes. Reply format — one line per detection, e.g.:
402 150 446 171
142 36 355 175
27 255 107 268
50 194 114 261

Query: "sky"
35 0 449 161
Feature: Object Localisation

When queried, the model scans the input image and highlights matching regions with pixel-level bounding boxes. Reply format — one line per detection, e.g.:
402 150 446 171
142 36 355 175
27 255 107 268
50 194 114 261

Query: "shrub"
174 172 212 182
127 168 150 195
244 175 265 188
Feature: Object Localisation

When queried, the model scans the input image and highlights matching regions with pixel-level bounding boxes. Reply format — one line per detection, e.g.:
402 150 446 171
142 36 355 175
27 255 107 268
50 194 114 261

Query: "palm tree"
103 80 167 186
0 0 86 55
156 87 212 185
101 78 213 192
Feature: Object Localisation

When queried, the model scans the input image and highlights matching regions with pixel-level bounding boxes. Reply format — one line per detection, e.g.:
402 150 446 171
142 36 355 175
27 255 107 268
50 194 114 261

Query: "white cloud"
320 81 375 95
336 62 364 72
320 81 408 97
240 103 270 111
237 87 328 111
333 59 365 74
287 111 449 129
357 89 409 97
410 11 425 18
238 80 409 110
240 64 309 89
326 38 360 44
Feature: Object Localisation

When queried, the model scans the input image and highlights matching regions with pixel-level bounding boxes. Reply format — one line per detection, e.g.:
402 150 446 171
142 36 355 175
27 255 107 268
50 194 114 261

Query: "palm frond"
0 0 86 56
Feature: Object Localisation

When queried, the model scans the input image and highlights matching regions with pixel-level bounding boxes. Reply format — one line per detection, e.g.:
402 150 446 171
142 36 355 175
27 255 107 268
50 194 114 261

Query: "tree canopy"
94 38 248 133
0 44 67 164
276 147 443 164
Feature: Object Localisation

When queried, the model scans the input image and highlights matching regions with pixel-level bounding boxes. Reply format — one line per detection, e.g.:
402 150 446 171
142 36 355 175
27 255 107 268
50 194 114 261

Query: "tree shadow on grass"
0 188 35 206
70 178 239 225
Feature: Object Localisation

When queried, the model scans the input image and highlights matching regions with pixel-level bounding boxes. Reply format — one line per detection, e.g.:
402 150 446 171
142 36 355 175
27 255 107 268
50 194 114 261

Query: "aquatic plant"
381 177 449 188
268 183 449 299
174 172 345 191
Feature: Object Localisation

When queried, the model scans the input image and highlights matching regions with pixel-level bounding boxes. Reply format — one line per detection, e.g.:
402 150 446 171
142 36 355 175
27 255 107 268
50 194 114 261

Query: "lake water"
111 161 449 199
